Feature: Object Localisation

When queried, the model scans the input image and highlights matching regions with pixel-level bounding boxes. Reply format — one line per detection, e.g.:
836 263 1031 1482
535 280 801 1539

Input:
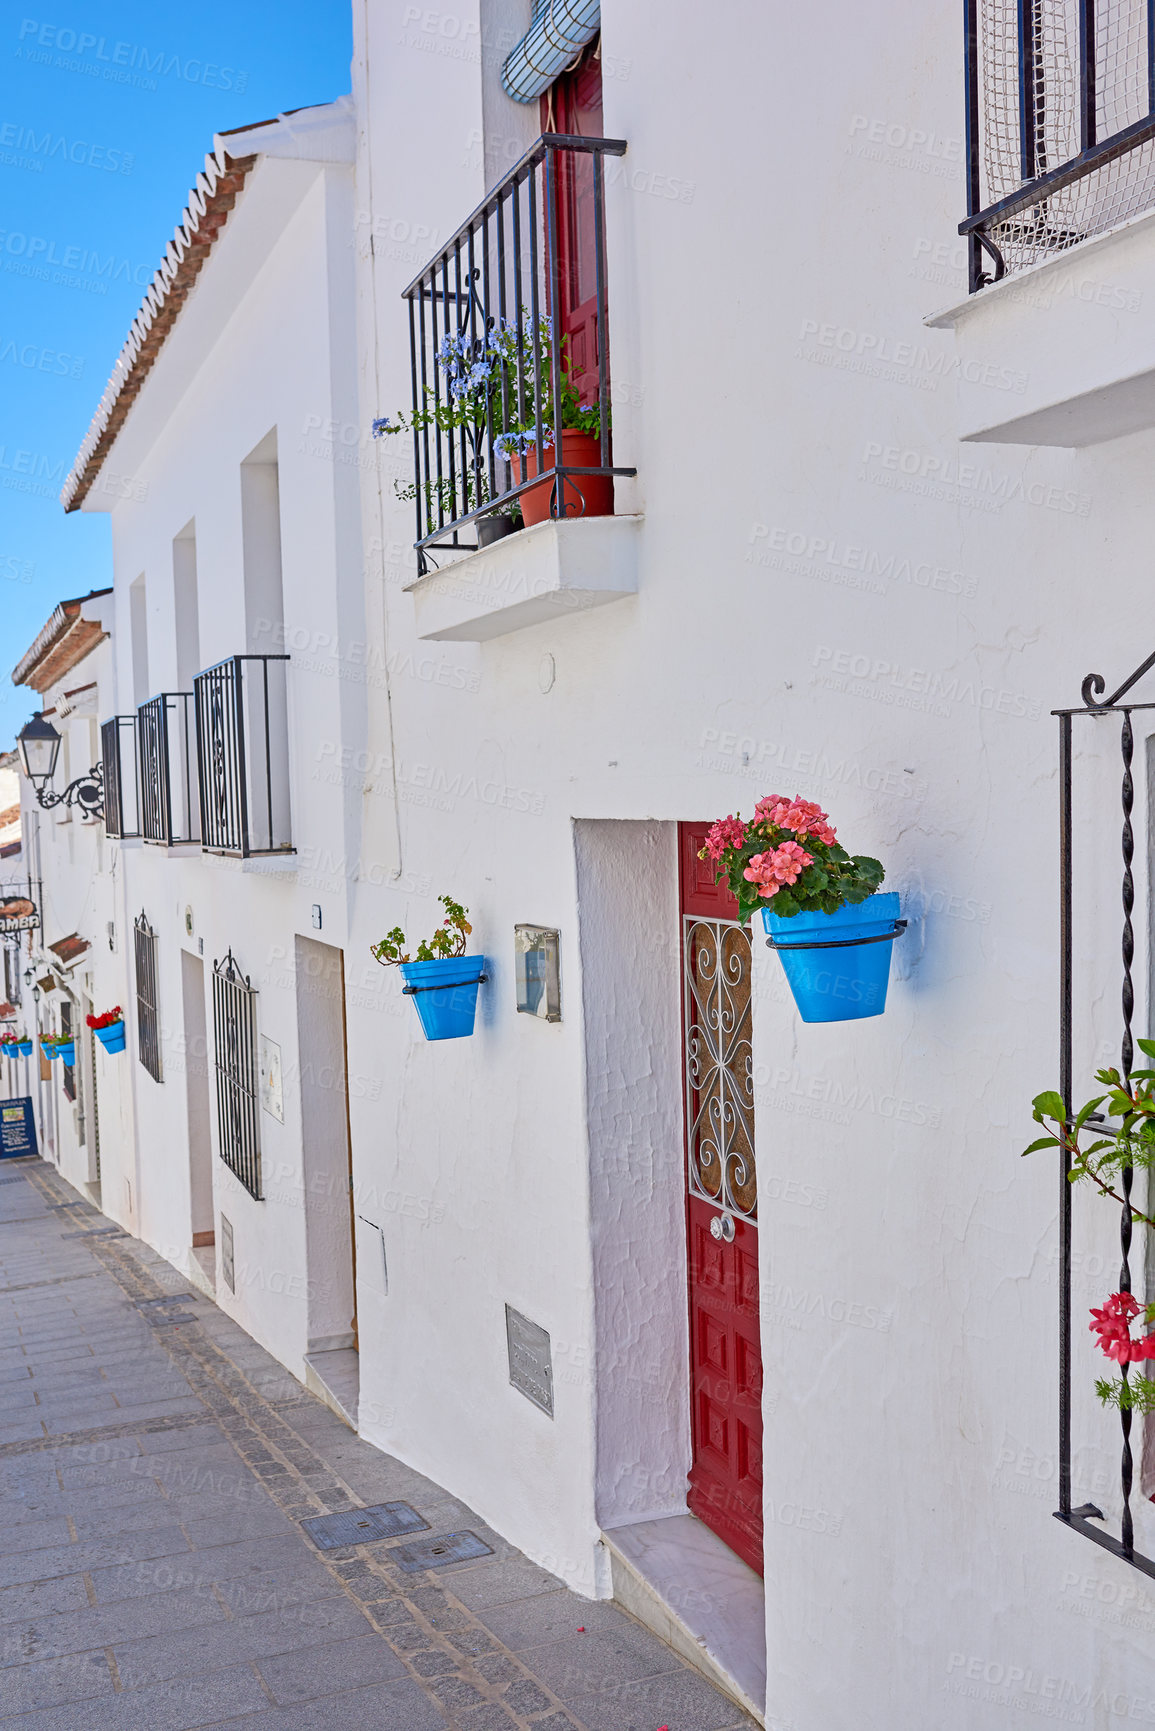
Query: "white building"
21 0 1155 1722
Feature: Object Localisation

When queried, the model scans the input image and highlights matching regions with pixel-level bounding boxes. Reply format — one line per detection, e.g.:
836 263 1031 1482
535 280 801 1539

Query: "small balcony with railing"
931 0 1155 444
393 133 640 643
100 715 141 842
137 693 200 848
193 655 292 858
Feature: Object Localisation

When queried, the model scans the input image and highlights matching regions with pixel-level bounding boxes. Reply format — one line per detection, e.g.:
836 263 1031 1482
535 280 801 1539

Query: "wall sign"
514 925 561 1023
505 1304 554 1417
0 1098 37 1159
259 1035 283 1123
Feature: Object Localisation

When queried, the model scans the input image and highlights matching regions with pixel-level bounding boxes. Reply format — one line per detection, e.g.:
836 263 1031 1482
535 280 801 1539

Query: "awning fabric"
501 0 600 104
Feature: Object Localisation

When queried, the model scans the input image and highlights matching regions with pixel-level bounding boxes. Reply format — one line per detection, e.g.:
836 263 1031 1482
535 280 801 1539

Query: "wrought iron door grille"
963 0 1155 289
683 917 757 1223
193 655 292 857
100 716 140 840
402 133 635 575
212 950 261 1199
137 693 200 846
1053 646 1155 1583
133 911 162 1083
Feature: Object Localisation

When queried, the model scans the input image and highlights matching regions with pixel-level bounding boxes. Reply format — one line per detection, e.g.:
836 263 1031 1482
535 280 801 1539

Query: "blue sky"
0 1 353 746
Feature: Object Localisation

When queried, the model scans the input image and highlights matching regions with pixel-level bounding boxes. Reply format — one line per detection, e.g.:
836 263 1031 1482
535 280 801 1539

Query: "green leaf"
1137 1038 1155 1058
1032 1090 1066 1120
1022 1137 1059 1155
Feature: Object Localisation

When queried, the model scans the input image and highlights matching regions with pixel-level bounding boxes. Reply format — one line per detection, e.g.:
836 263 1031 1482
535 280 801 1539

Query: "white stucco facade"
17 1 1155 1724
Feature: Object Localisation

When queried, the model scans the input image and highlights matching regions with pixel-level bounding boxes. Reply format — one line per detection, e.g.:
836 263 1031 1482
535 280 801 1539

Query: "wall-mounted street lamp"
16 713 103 819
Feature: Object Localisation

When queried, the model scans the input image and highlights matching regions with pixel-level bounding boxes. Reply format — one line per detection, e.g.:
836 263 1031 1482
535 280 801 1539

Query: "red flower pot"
515 429 613 527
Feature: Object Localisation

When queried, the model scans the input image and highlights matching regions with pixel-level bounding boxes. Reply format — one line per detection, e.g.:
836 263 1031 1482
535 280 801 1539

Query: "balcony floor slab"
404 514 641 642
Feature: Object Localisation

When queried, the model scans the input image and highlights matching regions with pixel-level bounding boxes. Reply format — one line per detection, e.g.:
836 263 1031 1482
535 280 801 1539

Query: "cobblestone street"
0 1158 754 1731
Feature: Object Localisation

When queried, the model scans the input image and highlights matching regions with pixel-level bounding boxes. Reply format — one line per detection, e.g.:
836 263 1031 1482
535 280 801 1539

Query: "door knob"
710 1211 735 1243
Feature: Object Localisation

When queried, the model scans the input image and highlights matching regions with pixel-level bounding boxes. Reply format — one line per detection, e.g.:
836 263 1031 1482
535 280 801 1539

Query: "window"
134 910 162 1082
212 950 261 1199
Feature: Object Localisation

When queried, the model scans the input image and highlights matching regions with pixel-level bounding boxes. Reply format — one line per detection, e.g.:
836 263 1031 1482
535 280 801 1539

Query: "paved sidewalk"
0 1158 755 1731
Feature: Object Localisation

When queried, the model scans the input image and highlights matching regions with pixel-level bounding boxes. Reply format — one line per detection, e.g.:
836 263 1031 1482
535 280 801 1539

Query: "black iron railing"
193 655 292 857
138 693 200 847
100 716 140 841
212 949 260 1199
133 910 161 1084
964 0 1155 289
1053 646 1155 1581
400 133 635 574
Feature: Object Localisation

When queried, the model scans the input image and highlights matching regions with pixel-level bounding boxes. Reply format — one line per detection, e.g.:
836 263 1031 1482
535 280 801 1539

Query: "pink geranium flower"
701 814 747 862
754 796 837 846
743 839 813 899
1089 1292 1155 1364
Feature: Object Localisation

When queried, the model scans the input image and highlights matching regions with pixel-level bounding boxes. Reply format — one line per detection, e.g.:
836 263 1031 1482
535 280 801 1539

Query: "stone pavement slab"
0 1161 756 1730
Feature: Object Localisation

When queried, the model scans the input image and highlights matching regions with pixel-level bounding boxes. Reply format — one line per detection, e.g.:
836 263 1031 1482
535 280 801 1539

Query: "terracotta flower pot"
515 429 613 527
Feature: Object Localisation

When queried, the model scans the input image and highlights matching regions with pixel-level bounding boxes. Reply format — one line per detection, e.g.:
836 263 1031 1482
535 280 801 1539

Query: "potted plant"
14 1039 31 1058
700 796 903 1023
0 1031 23 1060
39 1036 63 1062
87 1006 125 1053
373 313 609 537
1027 1049 1155 1414
371 896 486 1041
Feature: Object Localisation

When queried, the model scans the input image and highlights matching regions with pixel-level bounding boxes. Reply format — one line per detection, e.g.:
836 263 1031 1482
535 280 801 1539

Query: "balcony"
193 655 292 858
138 693 200 847
100 715 141 841
933 0 1155 444
394 133 639 639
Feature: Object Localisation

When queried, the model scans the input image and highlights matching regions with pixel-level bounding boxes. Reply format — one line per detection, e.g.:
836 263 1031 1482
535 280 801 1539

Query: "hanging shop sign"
0 898 38 935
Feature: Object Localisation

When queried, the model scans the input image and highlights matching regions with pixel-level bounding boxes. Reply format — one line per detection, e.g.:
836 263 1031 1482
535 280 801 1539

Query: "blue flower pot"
41 1045 60 1062
762 892 903 1023
399 955 487 1041
55 1041 76 1065
95 1022 126 1053
13 1042 30 1058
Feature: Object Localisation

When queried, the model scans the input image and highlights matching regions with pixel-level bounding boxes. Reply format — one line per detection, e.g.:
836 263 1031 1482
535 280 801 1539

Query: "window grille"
60 1002 75 1104
964 0 1155 287
212 950 261 1199
1051 647 1155 1582
137 693 200 846
194 656 292 857
133 911 162 1083
100 716 141 840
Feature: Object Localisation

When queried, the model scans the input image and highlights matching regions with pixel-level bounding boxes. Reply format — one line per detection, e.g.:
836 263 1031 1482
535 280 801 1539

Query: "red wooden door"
542 47 603 406
679 823 764 1576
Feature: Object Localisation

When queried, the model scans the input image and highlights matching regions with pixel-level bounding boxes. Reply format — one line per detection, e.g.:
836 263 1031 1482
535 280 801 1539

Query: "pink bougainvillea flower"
1089 1292 1155 1364
701 814 747 862
743 840 813 899
754 795 837 845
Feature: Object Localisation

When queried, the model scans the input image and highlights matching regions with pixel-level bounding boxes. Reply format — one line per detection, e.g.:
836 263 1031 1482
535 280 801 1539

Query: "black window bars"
1055 646 1155 1580
100 716 141 841
193 655 292 858
964 0 1155 290
133 910 162 1084
138 693 200 847
212 949 261 1200
401 132 635 576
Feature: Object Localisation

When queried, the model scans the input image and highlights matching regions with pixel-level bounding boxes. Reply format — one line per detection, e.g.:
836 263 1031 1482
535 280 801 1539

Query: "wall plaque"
220 1214 235 1293
505 1303 554 1417
259 1035 283 1122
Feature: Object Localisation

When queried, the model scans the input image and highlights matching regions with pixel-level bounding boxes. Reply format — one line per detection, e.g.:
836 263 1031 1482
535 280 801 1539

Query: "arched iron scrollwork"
1053 646 1155 1582
212 948 261 1200
683 917 756 1224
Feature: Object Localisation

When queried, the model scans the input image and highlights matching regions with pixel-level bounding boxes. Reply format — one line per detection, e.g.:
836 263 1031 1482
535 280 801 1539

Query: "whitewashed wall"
84 133 366 1378
347 0 1155 1722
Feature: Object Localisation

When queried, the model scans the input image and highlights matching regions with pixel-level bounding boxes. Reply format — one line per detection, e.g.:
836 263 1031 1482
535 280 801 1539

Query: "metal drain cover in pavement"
301 1502 429 1550
393 1531 494 1572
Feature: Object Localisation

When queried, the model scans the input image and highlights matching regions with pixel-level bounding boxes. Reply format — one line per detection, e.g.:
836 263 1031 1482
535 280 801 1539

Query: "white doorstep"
304 1347 359 1429
602 1512 766 1723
